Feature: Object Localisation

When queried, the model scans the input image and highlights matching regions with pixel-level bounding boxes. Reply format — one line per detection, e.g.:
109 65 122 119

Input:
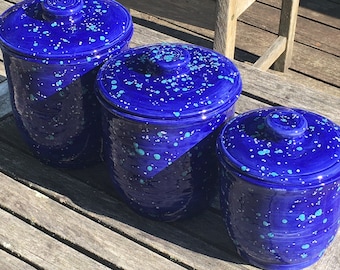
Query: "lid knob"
265 108 308 139
42 0 84 21
148 45 191 75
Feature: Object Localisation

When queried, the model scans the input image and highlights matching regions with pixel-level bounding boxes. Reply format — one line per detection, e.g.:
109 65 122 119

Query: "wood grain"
236 0 256 18
0 80 10 119
239 1 340 57
0 249 37 270
213 0 238 57
0 134 255 270
238 62 340 124
254 36 287 70
262 0 340 27
0 208 111 270
0 171 185 270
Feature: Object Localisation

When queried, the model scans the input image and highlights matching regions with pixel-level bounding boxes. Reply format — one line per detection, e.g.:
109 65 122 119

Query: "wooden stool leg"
213 0 238 59
273 0 300 72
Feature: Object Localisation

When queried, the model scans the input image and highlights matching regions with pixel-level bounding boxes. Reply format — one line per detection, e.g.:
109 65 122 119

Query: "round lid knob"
265 108 308 139
148 45 191 75
42 0 84 20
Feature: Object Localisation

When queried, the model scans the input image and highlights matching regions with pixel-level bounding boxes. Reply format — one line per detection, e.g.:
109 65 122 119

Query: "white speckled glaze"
217 107 340 269
96 43 242 221
0 0 133 167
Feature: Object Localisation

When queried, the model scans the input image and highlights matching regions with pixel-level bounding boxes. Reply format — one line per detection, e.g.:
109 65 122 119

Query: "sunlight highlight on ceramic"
96 43 242 221
217 107 340 269
0 0 133 167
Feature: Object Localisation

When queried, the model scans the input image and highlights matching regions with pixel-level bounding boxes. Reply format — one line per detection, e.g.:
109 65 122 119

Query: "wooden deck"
120 0 340 97
0 0 339 269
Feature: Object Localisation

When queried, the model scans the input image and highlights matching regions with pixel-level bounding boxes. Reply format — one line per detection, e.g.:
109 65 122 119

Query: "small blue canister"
96 43 242 221
0 0 133 167
217 107 340 269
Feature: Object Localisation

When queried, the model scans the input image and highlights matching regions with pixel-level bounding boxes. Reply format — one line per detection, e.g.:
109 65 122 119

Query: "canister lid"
217 107 340 187
96 43 242 121
0 0 133 63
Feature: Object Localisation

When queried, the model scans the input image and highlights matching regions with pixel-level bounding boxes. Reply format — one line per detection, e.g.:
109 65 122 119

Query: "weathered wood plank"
0 0 13 12
0 136 255 270
235 21 340 88
0 59 5 78
239 1 340 57
130 22 183 47
0 249 36 270
254 36 286 71
261 0 340 28
0 208 111 270
238 62 340 124
0 80 10 119
236 93 270 114
0 171 185 270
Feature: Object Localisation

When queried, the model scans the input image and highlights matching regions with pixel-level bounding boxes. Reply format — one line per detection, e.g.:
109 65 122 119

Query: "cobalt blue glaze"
96 43 242 221
0 0 133 167
217 107 340 269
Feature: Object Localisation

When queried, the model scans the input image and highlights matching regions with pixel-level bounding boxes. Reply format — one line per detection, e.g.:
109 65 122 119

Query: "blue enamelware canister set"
1 1 339 269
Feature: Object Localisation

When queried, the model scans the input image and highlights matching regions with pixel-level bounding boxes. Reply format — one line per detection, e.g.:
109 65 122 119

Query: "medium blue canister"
0 0 133 167
217 107 340 269
95 43 242 221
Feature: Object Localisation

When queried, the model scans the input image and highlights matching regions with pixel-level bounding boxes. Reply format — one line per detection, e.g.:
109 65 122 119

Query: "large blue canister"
0 0 133 167
95 43 242 221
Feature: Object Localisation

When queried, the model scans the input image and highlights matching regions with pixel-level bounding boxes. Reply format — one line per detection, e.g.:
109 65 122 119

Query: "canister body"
220 168 340 269
3 53 108 167
95 43 242 221
101 106 235 221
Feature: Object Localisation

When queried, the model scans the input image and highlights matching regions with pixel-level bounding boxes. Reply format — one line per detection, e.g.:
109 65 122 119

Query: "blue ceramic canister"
0 0 133 167
95 43 242 221
217 107 340 269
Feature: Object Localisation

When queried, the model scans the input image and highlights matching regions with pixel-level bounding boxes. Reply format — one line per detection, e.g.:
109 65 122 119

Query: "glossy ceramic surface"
96 43 242 221
0 0 133 167
217 107 340 269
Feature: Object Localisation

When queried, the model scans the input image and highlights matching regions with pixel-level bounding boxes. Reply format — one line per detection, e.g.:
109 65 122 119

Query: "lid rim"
96 78 241 121
219 150 340 187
